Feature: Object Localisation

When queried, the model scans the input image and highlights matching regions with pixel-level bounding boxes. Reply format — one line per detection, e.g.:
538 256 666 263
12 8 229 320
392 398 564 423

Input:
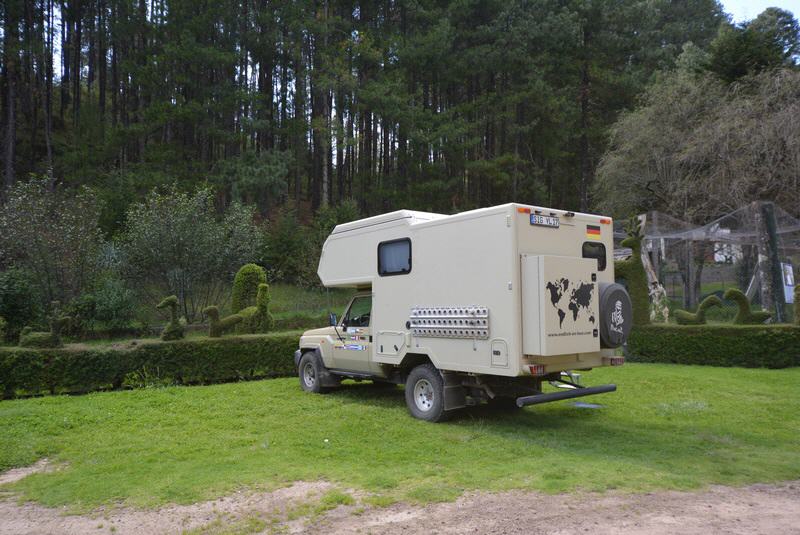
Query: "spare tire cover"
598 282 633 348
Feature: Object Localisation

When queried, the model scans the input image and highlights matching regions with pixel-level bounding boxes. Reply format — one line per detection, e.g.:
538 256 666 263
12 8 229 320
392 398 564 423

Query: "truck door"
332 294 373 373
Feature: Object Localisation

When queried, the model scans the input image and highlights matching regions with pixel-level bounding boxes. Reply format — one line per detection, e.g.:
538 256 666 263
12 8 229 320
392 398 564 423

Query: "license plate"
530 214 560 228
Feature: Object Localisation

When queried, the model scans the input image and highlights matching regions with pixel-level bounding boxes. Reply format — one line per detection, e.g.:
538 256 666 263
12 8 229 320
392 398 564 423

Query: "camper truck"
294 203 632 421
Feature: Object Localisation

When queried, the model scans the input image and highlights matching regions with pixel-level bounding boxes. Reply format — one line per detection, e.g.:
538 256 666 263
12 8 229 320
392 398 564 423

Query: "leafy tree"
0 268 40 341
0 178 103 307
118 186 263 321
1 0 727 219
596 65 800 220
709 8 799 83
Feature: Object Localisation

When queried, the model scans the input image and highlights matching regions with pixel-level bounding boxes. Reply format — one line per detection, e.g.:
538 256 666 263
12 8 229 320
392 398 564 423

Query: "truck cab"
294 203 632 422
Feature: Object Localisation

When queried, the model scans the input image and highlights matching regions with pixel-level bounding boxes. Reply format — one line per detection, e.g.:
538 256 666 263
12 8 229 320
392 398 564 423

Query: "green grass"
1 364 799 510
269 284 354 317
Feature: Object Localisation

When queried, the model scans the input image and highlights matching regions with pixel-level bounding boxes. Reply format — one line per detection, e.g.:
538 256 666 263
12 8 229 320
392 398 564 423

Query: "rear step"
516 384 617 408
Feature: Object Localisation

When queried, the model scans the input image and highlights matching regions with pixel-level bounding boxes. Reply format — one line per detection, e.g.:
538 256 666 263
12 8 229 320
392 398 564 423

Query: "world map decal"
545 278 596 328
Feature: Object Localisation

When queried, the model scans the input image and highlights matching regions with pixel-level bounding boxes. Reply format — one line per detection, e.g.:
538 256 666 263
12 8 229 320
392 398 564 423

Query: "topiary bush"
18 301 71 349
0 316 6 343
627 324 800 368
614 217 650 326
236 283 275 334
0 331 301 398
723 288 772 324
674 295 722 325
204 306 243 338
156 295 184 341
230 263 267 314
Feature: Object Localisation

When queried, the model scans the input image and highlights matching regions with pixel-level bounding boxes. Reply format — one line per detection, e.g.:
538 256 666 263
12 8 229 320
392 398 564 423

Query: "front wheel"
404 364 448 422
299 352 326 393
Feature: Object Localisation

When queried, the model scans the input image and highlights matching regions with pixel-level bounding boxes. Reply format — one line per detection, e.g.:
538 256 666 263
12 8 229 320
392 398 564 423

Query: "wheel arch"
397 352 434 375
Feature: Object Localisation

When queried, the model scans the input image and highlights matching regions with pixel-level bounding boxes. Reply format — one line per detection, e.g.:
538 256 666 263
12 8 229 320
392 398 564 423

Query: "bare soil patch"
1 467 798 535
0 459 54 485
314 481 800 535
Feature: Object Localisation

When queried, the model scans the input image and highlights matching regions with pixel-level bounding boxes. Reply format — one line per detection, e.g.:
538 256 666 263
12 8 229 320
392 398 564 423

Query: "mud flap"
442 371 466 410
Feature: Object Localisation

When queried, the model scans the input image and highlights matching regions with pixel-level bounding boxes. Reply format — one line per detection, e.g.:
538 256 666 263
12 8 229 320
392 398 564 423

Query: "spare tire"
598 282 633 348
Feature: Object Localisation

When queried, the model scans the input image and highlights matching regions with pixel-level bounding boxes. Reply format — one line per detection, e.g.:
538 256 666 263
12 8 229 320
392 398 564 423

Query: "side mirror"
329 313 338 326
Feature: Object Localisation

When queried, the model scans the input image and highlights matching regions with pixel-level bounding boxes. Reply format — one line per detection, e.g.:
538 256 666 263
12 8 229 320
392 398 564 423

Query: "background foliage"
0 1 798 337
627 324 800 368
0 332 300 397
118 186 263 321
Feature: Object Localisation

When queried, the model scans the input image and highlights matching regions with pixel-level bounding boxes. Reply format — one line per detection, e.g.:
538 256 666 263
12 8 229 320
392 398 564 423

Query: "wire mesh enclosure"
614 202 799 324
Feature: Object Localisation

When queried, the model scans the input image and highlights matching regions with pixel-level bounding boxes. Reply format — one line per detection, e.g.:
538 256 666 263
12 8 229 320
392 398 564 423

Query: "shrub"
204 306 243 338
93 277 137 331
0 332 301 398
64 294 97 337
674 295 722 325
18 301 71 349
627 324 800 368
723 288 772 324
118 186 264 322
0 316 6 342
156 295 184 341
794 285 799 326
614 218 650 326
237 283 275 334
0 178 103 307
0 268 40 341
230 264 267 314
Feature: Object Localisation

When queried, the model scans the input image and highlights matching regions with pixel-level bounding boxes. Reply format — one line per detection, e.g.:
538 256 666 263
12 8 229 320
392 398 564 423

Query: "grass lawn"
1 363 799 510
269 284 355 317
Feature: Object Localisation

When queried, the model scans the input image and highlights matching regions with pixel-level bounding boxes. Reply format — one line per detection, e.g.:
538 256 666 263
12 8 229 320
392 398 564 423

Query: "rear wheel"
404 364 448 422
299 352 326 393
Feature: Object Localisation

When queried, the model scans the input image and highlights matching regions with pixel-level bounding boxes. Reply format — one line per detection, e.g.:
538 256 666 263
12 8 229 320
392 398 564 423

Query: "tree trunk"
3 3 19 193
72 0 82 123
98 0 107 127
44 0 55 179
578 49 591 213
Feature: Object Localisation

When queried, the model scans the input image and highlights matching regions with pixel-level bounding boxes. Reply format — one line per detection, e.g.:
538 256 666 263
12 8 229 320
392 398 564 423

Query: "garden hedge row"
0 331 301 398
627 324 800 368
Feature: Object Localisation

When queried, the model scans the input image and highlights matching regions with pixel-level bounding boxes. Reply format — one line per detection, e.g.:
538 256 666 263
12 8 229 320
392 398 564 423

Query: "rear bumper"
293 349 302 370
516 384 617 407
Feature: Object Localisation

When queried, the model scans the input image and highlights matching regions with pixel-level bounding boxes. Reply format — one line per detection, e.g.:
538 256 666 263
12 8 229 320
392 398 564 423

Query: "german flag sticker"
586 224 601 240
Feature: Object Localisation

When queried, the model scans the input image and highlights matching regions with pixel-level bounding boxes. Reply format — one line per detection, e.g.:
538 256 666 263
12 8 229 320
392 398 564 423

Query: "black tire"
298 352 326 393
404 364 448 422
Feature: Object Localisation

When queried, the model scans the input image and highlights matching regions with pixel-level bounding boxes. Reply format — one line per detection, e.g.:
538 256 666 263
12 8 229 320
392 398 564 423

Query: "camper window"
582 242 606 271
378 238 412 276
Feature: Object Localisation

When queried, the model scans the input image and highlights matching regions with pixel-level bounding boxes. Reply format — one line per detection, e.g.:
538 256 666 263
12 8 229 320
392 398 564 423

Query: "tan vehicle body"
299 203 621 380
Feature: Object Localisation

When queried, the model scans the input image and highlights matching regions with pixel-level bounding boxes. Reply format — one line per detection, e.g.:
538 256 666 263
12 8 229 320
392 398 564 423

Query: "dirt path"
1 466 798 535
316 481 800 535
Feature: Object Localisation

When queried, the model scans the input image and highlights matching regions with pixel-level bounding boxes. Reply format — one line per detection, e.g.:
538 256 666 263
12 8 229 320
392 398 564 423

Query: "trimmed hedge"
627 324 800 368
0 331 301 398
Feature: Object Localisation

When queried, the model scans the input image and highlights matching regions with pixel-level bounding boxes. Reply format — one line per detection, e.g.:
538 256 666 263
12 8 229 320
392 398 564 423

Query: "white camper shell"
295 203 632 421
